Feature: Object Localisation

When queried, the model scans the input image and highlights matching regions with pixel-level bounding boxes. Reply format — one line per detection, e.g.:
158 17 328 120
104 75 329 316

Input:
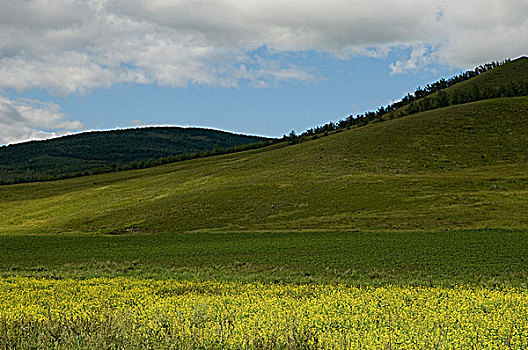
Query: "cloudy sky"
0 0 526 145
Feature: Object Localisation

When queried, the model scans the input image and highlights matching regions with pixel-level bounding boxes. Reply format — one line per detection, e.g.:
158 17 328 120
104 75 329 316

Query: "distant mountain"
0 127 271 184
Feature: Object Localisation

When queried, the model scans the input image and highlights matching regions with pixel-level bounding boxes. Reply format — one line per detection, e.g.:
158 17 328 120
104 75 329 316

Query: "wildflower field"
1 277 527 349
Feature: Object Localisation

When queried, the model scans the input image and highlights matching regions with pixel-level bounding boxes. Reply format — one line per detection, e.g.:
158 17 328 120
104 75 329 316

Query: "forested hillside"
0 127 270 184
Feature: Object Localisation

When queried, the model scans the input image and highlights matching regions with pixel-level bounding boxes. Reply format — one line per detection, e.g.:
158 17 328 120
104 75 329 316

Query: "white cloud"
390 45 435 75
0 0 526 93
0 96 82 145
429 0 528 68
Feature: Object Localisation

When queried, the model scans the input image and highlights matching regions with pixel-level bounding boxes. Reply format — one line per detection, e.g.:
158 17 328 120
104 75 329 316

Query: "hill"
0 127 270 184
300 57 528 134
0 96 527 236
441 56 528 98
387 56 528 118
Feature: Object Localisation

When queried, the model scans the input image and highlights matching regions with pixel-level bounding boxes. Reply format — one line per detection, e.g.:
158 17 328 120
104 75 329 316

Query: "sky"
0 0 526 145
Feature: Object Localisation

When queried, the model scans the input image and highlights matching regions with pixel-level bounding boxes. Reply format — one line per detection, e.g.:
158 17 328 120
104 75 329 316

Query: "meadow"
1 97 527 236
1 92 528 347
1 229 528 288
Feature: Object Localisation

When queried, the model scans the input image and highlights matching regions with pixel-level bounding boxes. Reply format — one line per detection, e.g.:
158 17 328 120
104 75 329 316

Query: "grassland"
1 229 527 287
1 97 527 284
1 97 527 236
1 81 527 347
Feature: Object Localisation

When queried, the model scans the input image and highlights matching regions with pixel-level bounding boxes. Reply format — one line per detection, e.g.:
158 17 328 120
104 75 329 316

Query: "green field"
1 96 528 288
1 229 527 287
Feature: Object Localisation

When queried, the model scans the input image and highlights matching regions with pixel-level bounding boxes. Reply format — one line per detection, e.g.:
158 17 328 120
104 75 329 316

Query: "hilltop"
0 127 270 184
388 56 528 119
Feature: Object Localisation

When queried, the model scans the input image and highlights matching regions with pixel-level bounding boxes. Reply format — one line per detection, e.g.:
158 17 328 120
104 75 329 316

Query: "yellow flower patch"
1 277 527 349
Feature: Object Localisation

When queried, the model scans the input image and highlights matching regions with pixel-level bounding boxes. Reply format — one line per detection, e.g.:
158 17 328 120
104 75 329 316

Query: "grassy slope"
1 92 527 286
0 97 527 235
447 57 528 94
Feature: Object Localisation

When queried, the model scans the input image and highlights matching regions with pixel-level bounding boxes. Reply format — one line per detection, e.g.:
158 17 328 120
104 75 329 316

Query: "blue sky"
0 0 526 144
8 49 457 138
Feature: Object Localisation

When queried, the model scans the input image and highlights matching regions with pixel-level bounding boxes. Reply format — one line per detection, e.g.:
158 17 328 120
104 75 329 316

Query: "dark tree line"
286 58 528 142
0 140 275 185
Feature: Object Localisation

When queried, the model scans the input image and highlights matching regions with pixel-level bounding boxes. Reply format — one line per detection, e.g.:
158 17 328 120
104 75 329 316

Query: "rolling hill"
0 95 527 236
0 127 271 184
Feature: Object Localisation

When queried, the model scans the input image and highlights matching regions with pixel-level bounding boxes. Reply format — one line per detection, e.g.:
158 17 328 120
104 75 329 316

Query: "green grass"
1 96 527 289
0 97 527 235
442 57 528 98
1 229 527 287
